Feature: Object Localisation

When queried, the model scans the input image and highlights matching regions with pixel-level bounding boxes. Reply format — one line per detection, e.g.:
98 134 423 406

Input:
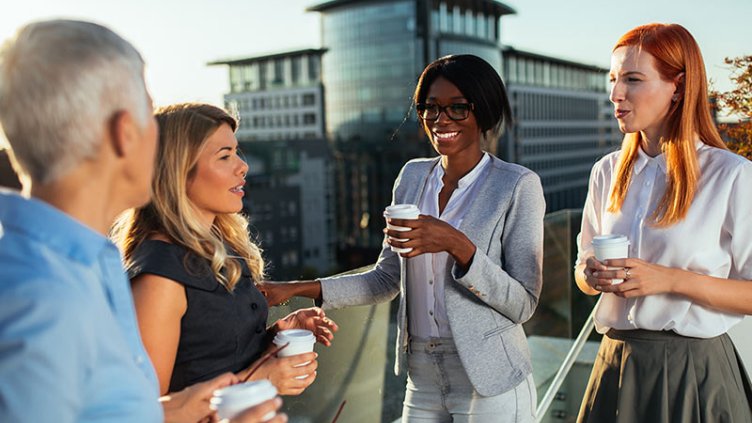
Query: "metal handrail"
535 301 598 422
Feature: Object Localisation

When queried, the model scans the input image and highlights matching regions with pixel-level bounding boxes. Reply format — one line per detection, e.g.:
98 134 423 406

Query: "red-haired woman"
575 23 752 421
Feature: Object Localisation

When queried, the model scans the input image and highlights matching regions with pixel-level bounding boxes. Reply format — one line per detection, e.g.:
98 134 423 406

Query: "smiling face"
186 123 248 227
610 46 678 143
420 76 482 159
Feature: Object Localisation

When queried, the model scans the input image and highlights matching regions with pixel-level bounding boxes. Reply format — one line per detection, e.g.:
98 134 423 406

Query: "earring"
672 95 679 102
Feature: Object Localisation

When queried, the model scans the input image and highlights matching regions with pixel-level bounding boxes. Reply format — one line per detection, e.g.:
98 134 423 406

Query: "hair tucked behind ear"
607 23 726 227
112 103 264 290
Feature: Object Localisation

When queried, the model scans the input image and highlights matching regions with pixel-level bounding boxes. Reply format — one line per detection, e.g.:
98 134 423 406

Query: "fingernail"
274 397 283 406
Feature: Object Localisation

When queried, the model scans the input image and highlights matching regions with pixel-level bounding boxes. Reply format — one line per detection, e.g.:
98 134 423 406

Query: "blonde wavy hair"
112 103 264 290
608 23 726 227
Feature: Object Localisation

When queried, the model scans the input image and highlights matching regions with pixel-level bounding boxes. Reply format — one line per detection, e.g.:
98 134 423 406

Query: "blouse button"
251 303 258 310
255 327 263 334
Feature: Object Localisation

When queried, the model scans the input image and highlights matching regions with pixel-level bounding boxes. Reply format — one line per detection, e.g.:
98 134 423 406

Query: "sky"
0 0 750 109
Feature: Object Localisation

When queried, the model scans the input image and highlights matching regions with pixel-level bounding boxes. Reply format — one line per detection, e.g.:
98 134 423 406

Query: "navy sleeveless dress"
128 240 269 392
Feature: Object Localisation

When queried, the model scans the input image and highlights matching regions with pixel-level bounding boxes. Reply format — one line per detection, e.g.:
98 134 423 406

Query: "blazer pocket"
482 322 515 339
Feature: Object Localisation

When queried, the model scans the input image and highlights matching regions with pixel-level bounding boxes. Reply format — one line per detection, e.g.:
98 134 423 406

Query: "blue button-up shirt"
0 190 162 422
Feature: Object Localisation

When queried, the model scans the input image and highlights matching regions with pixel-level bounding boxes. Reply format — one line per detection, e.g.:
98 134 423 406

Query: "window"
302 93 315 106
273 59 283 85
291 56 301 84
308 55 320 81
303 113 316 125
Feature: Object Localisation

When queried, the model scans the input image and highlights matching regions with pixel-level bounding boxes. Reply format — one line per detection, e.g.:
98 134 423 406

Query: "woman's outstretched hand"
275 307 339 346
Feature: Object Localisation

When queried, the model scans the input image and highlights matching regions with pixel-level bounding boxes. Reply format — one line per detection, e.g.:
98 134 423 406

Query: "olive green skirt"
577 329 752 423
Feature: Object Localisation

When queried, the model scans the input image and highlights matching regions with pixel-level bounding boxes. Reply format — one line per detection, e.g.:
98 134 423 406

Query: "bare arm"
257 280 321 306
131 274 186 395
160 372 237 423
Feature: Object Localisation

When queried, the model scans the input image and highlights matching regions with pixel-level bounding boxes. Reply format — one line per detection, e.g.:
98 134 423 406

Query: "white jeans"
402 337 536 423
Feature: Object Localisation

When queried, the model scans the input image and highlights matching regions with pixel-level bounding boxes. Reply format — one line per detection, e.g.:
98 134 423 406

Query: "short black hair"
413 54 512 134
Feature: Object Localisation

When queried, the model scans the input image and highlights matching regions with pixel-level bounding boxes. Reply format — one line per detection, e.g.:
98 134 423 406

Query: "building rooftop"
307 0 516 15
503 46 608 73
208 48 327 67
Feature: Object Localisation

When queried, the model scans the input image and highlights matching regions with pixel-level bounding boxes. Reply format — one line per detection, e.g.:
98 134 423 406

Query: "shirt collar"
432 153 491 190
633 139 705 175
0 189 111 266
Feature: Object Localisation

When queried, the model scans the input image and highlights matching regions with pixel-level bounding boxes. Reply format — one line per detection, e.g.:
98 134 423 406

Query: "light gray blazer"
320 155 545 396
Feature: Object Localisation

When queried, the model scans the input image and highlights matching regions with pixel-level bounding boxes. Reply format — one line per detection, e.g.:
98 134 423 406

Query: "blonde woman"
112 103 338 396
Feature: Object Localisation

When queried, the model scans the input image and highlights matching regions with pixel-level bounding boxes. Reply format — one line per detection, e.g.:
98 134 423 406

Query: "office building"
500 47 622 211
210 49 327 141
240 138 336 279
308 0 516 259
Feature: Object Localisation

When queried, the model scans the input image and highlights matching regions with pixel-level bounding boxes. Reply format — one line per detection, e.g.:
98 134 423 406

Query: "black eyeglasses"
415 103 474 121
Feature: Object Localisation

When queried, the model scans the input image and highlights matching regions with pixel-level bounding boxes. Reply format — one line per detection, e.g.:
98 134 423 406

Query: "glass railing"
268 209 599 423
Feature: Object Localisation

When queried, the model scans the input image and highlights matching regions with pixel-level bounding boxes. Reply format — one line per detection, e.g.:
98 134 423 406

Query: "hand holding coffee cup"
230 397 286 423
591 235 630 285
383 204 420 253
211 380 278 422
273 329 316 380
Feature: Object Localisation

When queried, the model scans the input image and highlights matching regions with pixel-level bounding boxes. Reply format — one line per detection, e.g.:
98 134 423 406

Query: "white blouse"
407 153 491 339
576 142 752 338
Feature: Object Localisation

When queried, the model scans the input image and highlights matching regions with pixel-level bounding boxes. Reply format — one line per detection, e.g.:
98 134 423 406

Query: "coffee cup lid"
212 379 277 402
384 204 419 217
592 234 629 245
274 329 315 344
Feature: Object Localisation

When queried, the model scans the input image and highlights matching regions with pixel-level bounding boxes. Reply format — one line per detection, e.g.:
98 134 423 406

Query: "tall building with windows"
500 47 622 211
240 138 335 280
308 0 516 259
212 1 621 269
210 49 327 141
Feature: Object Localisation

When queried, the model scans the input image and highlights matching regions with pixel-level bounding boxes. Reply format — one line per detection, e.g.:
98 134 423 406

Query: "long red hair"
607 23 726 226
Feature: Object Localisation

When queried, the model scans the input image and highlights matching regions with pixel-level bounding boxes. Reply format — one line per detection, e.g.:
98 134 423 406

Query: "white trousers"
402 337 536 423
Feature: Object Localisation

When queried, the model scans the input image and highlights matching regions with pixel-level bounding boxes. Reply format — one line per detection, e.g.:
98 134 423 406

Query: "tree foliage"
712 55 752 160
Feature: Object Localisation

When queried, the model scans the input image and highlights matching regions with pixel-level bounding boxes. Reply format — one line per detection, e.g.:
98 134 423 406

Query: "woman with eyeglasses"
260 55 545 422
575 23 752 422
111 103 338 399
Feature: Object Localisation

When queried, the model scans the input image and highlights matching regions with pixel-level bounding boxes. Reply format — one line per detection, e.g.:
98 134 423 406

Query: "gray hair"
0 19 150 184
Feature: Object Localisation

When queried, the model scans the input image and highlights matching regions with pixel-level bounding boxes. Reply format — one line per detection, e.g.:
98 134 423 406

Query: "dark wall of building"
239 138 335 280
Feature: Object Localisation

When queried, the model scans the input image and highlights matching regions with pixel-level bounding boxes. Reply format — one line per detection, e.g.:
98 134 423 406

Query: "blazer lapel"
401 157 439 206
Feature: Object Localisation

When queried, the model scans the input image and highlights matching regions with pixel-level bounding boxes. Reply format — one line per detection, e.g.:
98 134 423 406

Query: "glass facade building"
308 0 515 258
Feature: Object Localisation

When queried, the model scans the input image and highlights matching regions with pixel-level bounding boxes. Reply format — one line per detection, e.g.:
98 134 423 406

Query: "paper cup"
592 234 630 284
273 329 316 379
383 204 420 253
211 380 277 422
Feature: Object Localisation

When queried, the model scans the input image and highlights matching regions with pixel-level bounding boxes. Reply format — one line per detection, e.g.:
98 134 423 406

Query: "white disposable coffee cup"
211 380 277 422
273 329 316 379
592 234 630 284
383 204 420 253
